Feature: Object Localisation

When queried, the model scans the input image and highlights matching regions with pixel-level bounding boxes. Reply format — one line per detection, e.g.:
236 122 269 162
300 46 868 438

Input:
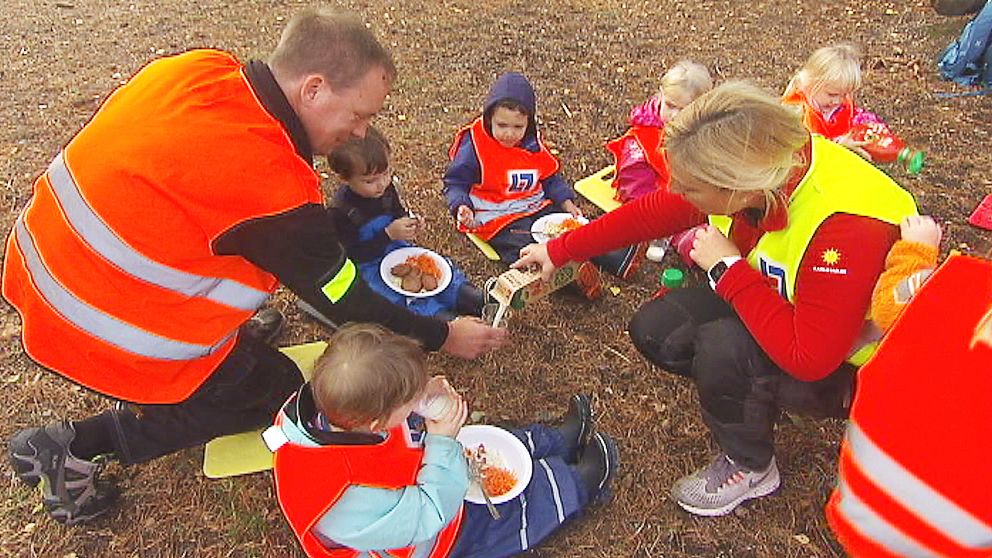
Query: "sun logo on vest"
813 248 848 276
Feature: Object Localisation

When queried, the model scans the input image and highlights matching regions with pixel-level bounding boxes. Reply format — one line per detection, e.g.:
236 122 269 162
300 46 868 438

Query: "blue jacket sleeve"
442 134 480 216
542 171 576 206
312 434 469 551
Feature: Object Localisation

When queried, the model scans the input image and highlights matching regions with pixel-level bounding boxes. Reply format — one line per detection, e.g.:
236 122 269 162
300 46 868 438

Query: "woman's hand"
689 225 741 271
512 243 558 281
561 199 583 218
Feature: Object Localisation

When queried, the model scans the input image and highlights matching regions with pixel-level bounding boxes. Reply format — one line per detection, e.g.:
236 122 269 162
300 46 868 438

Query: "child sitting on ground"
268 324 620 558
782 44 906 161
444 71 644 292
321 127 484 321
870 215 943 332
605 60 713 262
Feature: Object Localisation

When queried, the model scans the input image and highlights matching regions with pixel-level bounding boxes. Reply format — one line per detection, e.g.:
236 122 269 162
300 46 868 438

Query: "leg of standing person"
8 334 304 523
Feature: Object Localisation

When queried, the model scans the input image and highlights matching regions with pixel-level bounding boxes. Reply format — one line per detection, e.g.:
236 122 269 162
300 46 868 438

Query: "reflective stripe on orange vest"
14 216 233 360
44 152 269 311
844 424 992 550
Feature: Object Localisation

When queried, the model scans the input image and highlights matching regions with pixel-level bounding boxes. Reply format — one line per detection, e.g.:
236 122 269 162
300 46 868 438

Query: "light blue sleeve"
312 434 469 551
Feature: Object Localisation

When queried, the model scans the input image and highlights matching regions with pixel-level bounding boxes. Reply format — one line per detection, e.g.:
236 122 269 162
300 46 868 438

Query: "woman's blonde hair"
310 324 428 430
665 80 809 208
784 43 863 102
660 60 714 101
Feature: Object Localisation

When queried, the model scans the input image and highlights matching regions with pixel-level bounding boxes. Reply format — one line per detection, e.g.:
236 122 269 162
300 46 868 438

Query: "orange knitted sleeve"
870 240 940 332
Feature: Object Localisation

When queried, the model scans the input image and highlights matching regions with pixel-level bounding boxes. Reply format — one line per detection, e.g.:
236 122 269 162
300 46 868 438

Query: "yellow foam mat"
574 165 621 213
466 232 501 261
202 341 328 479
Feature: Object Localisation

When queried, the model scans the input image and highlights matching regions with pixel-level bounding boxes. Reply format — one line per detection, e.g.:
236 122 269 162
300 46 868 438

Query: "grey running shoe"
8 422 118 524
671 454 780 517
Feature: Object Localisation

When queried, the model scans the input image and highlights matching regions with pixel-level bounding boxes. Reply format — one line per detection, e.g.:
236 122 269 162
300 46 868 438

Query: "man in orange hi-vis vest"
3 8 507 525
826 254 992 557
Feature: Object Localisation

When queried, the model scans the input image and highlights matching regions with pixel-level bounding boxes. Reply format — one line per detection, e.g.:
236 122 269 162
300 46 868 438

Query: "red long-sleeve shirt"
547 182 898 381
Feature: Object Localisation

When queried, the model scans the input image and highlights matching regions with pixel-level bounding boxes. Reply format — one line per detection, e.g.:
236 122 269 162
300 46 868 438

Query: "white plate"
379 247 452 298
456 424 533 505
530 213 589 244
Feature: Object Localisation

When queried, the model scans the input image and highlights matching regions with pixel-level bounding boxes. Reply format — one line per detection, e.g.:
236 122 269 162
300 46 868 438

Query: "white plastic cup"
416 394 454 420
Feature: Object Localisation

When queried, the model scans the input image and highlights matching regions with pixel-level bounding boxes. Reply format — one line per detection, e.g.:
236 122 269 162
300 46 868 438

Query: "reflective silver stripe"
537 458 565 523
518 492 529 550
47 152 269 311
836 479 940 558
469 190 546 226
15 217 232 360
847 424 992 549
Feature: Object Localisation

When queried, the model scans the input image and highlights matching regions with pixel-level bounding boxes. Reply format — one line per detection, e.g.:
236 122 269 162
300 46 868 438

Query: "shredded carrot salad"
405 253 442 280
482 466 517 496
544 217 584 237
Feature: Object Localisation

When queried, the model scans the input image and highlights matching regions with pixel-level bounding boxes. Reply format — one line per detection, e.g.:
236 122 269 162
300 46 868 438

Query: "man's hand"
440 316 508 359
512 243 557 281
561 199 583 218
689 225 741 271
386 216 421 241
456 205 475 228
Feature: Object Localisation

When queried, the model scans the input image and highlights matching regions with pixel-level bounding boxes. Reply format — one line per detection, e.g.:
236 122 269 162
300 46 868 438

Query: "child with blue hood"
443 72 644 294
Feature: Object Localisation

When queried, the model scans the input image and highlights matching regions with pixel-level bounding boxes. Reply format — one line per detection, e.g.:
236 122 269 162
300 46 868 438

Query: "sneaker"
8 423 118 524
573 262 603 301
556 394 593 462
242 307 285 345
575 431 620 504
671 454 780 517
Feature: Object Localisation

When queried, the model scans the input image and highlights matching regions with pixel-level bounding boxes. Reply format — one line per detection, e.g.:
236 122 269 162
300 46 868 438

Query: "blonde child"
870 215 943 331
782 43 893 159
608 60 713 203
269 324 619 558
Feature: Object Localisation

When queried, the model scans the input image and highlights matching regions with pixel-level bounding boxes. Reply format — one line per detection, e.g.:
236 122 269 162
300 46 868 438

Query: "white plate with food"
380 247 452 298
456 424 533 505
530 213 589 244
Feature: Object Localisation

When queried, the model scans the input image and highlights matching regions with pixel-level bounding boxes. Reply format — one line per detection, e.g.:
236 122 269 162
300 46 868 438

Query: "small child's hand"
386 217 420 241
834 133 872 160
900 215 942 249
425 388 468 439
561 199 583 218
456 205 475 228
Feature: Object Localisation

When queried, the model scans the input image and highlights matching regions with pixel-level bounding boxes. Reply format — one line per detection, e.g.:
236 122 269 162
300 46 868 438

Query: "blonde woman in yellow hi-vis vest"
514 81 917 517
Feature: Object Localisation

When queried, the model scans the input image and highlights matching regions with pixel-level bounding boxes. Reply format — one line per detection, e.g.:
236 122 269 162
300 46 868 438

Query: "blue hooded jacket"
442 72 574 215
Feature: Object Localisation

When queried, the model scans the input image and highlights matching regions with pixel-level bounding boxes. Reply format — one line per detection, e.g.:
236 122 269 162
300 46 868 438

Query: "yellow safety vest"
710 136 917 365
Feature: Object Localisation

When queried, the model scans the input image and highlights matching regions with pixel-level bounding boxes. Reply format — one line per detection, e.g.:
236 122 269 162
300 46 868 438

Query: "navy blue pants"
449 424 588 558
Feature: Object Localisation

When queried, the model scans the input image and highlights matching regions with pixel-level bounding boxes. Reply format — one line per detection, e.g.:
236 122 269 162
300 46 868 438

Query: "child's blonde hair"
784 43 863 102
660 60 713 101
310 324 428 430
666 81 809 208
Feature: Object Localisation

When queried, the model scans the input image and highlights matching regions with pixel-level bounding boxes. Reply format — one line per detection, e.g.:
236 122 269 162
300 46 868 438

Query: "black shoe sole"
589 431 621 505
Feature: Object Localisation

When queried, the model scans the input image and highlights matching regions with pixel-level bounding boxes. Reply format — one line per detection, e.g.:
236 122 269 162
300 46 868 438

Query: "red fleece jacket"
547 184 898 381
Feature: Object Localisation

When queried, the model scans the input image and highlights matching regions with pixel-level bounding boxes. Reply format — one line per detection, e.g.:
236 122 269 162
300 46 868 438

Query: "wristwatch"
707 256 742 290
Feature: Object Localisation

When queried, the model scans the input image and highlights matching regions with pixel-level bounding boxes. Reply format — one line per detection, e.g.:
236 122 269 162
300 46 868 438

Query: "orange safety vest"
782 90 854 139
448 118 558 240
825 254 992 557
604 125 671 201
271 415 464 558
1 49 323 404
